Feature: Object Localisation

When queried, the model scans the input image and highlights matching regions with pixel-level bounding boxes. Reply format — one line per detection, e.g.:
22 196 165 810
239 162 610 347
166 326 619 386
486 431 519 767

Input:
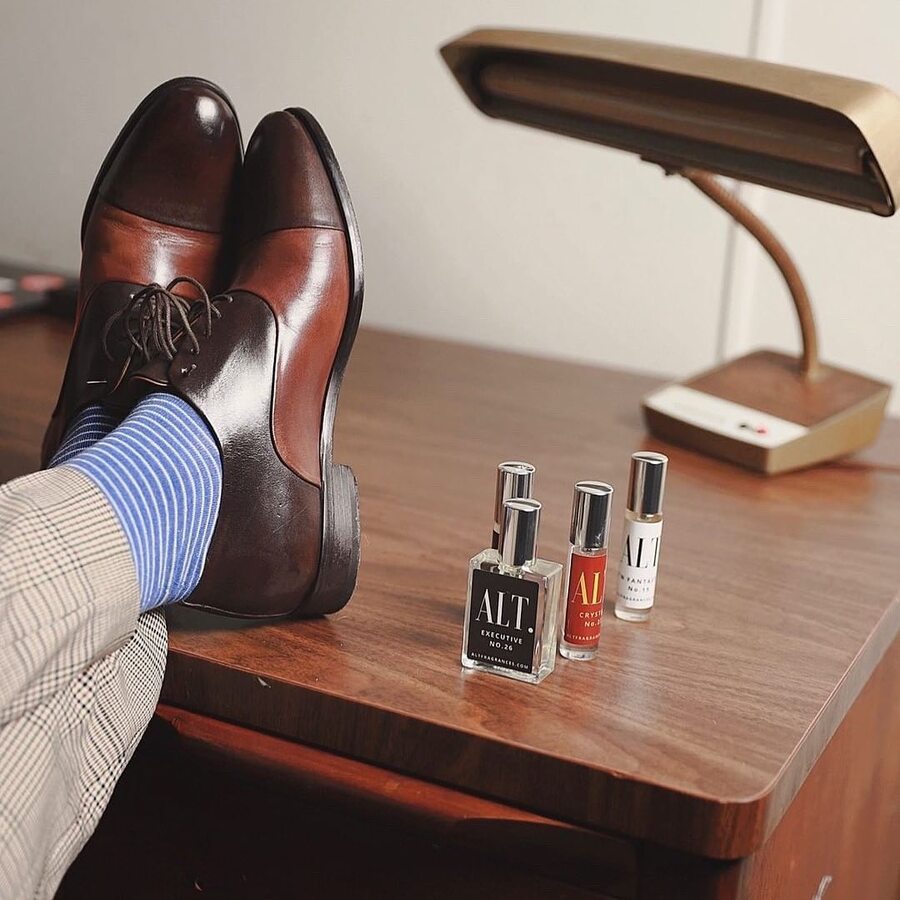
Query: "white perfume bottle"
463 498 562 684
615 453 668 622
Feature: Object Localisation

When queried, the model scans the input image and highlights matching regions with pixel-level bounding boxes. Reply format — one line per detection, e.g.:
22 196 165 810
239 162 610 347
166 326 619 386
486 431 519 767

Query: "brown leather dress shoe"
124 108 363 618
41 76 242 465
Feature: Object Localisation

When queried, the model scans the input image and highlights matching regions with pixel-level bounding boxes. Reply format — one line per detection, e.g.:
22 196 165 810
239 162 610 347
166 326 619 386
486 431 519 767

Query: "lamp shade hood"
441 28 900 215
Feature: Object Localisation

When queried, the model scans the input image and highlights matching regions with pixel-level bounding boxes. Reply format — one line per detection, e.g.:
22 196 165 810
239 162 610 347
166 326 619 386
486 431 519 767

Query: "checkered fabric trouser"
0 467 167 899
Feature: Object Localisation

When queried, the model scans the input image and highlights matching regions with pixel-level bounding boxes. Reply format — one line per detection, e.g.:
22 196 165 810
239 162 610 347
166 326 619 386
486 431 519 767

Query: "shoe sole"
80 76 241 244
286 108 364 617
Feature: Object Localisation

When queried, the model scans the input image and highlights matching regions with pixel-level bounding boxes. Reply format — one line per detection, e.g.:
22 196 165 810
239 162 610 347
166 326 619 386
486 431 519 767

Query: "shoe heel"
299 463 360 616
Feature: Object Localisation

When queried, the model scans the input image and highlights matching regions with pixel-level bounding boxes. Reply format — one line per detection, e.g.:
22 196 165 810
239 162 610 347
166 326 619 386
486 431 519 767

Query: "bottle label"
563 552 606 645
466 569 539 674
616 520 662 610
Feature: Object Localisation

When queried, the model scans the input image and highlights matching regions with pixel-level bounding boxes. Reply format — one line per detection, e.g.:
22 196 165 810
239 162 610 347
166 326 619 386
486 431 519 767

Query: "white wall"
721 0 900 416
1 1 897 413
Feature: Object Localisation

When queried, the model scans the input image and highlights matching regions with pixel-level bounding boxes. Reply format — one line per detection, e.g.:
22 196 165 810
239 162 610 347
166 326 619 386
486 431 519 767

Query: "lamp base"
642 350 890 474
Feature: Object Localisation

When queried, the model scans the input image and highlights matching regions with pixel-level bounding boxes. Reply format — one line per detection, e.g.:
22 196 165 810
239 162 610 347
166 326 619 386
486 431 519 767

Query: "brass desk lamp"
441 28 897 473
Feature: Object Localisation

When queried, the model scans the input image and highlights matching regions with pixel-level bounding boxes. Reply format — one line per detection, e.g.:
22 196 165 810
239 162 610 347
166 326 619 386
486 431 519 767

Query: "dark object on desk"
0 260 76 321
441 29 896 473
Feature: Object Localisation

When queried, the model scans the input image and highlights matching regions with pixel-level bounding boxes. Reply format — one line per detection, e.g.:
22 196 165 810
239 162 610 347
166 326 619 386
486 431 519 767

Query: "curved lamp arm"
673 167 821 382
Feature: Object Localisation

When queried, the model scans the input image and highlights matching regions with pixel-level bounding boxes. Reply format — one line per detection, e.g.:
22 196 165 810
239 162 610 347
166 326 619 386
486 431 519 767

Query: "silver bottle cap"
493 461 535 547
569 481 614 550
626 452 668 516
499 498 541 567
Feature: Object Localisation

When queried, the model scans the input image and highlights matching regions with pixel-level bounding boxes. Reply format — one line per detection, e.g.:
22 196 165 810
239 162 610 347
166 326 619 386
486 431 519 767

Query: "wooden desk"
1 317 897 899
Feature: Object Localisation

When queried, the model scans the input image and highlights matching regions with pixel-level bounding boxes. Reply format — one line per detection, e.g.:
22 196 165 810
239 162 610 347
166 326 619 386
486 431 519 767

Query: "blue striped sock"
64 393 222 611
48 404 121 467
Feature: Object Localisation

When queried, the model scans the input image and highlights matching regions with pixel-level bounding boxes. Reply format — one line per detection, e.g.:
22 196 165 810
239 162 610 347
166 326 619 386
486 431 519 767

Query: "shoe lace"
101 276 231 363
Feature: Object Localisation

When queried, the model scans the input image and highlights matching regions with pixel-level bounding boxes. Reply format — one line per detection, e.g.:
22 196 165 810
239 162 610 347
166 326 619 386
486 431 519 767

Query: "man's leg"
0 610 166 899
1 388 221 724
0 387 224 895
0 461 169 897
0 467 139 725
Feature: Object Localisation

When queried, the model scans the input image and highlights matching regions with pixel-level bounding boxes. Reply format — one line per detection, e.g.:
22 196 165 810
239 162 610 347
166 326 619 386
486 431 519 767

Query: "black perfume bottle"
491 461 535 549
462 497 562 684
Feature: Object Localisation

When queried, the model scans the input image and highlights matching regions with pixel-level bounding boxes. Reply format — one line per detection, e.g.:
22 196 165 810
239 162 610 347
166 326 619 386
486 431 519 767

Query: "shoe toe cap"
98 78 242 233
239 110 343 243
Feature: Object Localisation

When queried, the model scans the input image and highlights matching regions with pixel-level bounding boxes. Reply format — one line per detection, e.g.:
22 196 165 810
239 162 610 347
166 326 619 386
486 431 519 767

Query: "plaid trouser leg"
0 468 168 898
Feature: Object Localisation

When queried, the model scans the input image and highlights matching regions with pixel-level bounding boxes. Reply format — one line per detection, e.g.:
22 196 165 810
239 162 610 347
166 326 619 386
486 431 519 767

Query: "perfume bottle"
492 461 535 549
614 452 668 622
560 481 614 660
463 497 562 684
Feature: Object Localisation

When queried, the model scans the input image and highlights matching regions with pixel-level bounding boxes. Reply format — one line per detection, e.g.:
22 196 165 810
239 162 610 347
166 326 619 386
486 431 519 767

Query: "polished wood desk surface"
1 316 898 863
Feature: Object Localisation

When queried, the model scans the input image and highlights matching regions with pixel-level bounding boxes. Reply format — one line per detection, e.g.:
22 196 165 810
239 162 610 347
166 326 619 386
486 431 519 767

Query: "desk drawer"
155 704 638 898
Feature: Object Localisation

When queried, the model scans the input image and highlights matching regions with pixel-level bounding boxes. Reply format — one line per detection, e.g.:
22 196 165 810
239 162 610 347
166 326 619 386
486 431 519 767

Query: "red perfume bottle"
560 481 614 661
